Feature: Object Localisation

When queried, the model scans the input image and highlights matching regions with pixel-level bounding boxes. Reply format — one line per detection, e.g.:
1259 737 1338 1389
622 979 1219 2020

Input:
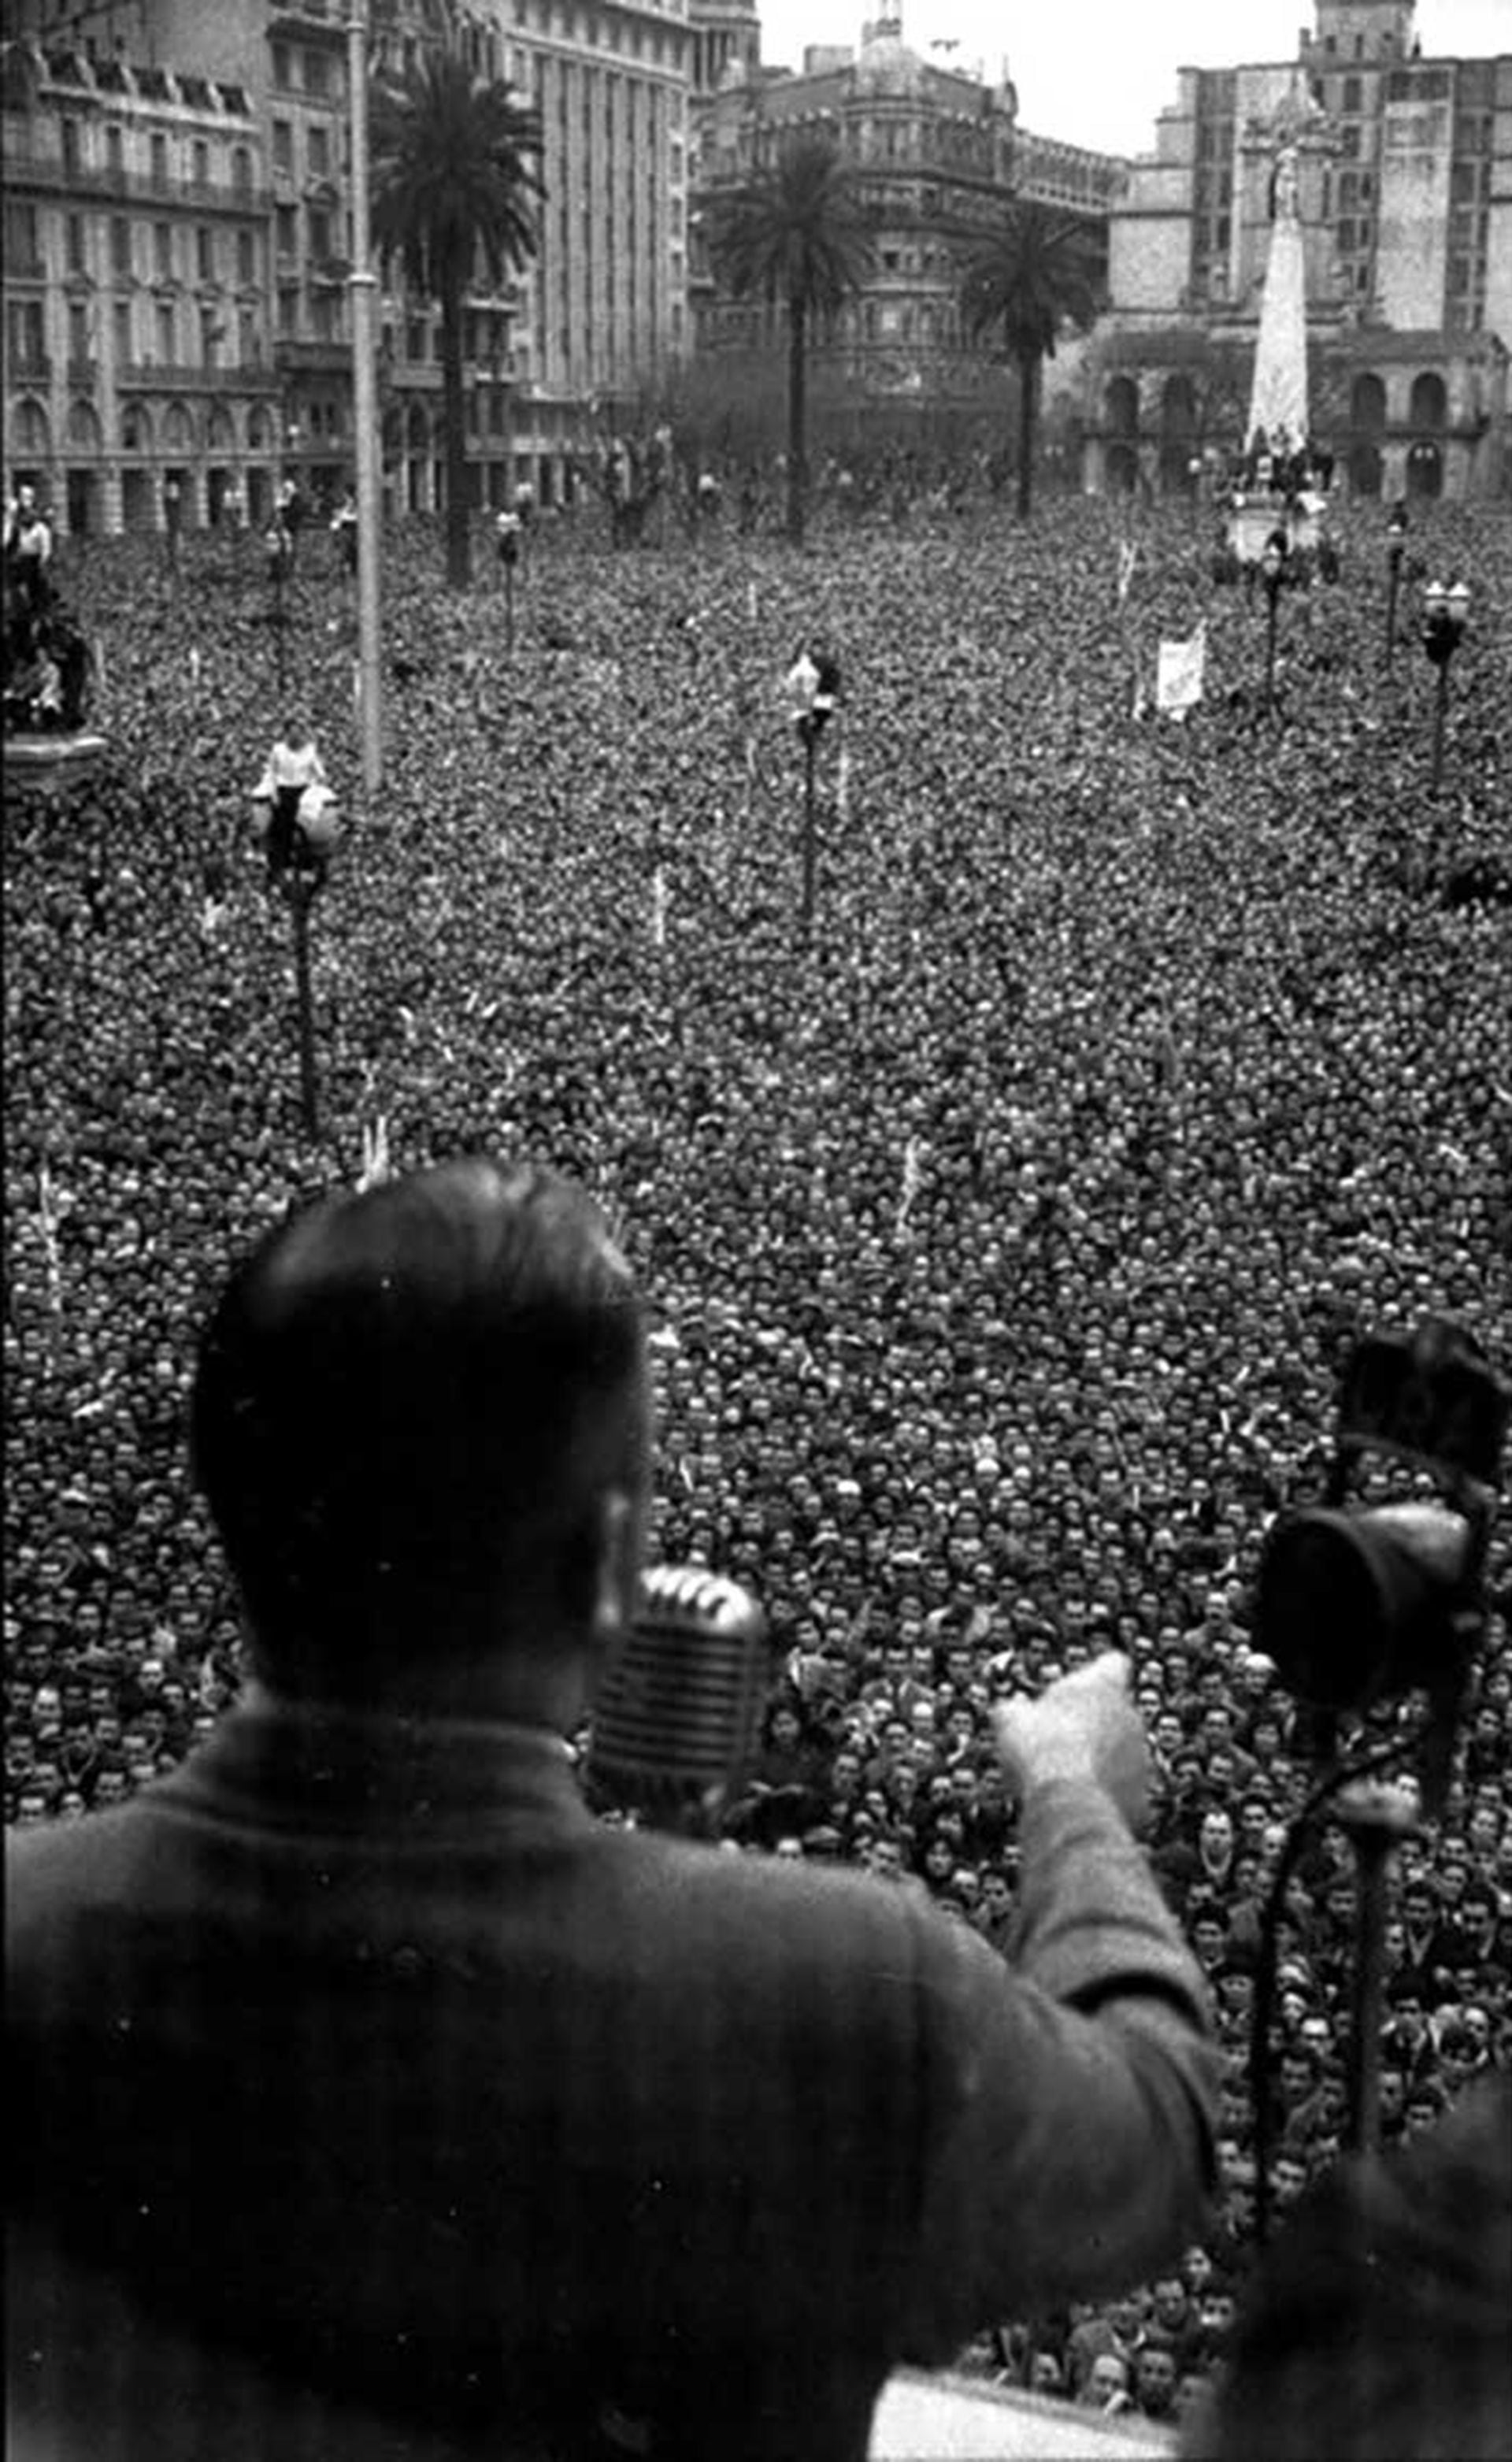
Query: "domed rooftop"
854 13 925 95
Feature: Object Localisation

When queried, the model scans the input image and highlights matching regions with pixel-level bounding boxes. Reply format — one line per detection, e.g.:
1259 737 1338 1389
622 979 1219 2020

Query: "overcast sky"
750 0 1510 158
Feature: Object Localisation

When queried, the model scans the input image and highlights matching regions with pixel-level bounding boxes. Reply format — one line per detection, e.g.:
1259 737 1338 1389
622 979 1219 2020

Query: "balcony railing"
116 361 280 391
5 153 272 215
274 337 349 370
10 354 53 384
65 357 98 388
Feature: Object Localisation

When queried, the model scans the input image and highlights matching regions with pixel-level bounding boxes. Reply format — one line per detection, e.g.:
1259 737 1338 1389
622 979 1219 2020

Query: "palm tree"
370 54 543 588
706 135 874 546
960 204 1099 521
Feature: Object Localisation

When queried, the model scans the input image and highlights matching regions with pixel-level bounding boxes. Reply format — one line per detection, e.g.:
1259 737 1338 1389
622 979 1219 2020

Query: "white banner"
1156 623 1206 717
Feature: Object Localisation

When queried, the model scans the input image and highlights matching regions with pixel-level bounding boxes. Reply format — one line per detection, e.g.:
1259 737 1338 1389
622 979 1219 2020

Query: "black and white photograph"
5 0 1510 2456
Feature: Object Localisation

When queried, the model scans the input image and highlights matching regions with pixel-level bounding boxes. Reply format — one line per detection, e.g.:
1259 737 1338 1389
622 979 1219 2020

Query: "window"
111 217 132 274
277 284 300 336
113 299 132 364
156 301 176 360
197 228 215 281
6 200 40 269
237 228 255 284
150 132 168 185
201 307 220 364
106 126 124 176
61 118 80 172
7 297 46 371
154 224 173 278
192 139 209 186
309 207 332 259
272 42 291 87
276 205 298 258
232 146 253 193
65 213 86 273
308 122 330 176
305 48 329 97
272 120 294 173
68 302 89 363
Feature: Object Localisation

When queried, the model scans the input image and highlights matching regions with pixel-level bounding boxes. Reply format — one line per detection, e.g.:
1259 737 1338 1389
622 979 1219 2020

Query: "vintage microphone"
584 1567 771 1836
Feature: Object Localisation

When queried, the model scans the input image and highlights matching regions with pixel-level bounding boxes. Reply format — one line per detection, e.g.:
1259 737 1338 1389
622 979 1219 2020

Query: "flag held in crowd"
357 1117 391 1193
1156 622 1207 717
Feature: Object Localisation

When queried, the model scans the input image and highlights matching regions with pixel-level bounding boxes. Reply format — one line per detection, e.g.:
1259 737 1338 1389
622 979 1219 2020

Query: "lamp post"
495 510 522 652
785 646 840 932
1384 502 1408 669
346 0 384 801
265 522 295 691
1421 577 1471 797
1260 534 1286 717
254 778 339 1137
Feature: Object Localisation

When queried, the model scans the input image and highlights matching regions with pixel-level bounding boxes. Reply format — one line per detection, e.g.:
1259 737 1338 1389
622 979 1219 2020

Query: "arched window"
1350 373 1386 432
163 400 195 451
9 398 50 457
1409 371 1447 431
1106 440 1139 495
120 403 153 453
66 399 102 450
1105 376 1140 437
246 405 274 451
1161 374 1196 436
1406 439 1443 501
1347 439 1382 498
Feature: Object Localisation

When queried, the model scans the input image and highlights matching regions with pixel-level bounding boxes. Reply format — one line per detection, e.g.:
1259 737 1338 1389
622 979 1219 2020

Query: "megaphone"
1254 1501 1473 1714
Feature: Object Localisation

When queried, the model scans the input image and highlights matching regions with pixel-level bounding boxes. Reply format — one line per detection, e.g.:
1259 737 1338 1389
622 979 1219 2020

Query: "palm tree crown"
371 54 544 584
706 135 875 542
961 202 1099 517
708 133 875 320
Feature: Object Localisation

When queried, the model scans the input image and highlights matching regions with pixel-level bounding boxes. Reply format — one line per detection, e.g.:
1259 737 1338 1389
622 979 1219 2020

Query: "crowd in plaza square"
5 466 1511 2424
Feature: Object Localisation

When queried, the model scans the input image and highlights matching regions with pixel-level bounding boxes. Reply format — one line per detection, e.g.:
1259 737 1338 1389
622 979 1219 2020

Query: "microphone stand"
1332 1778 1420 2156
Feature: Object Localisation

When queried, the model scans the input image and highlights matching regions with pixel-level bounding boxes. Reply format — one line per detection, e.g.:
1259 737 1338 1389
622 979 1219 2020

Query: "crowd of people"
5 470 1510 2429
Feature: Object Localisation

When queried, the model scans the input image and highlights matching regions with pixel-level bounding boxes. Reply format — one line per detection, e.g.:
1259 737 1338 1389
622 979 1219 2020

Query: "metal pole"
1385 552 1400 669
506 561 515 656
1431 661 1449 796
290 877 320 1136
801 729 817 929
348 0 383 800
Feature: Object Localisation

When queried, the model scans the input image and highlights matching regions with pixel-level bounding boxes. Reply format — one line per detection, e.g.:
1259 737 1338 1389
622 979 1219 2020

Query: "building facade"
688 15 1122 446
3 0 694 532
691 17 1018 425
2 40 277 536
1080 0 1512 500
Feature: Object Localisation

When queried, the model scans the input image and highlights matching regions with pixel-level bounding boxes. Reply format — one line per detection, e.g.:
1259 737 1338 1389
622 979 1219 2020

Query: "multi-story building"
689 16 1122 445
2 38 276 535
1080 0 1512 501
3 0 694 530
691 17 1020 425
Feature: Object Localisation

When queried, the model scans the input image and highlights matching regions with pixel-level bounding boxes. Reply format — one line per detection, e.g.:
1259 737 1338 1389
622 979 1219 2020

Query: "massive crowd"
5 471 1510 2429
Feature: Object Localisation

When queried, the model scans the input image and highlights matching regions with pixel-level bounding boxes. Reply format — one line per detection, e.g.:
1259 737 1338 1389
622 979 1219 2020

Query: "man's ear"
588 1487 638 1660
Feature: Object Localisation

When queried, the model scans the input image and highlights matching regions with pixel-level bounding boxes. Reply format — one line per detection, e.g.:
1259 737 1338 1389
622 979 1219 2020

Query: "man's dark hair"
192 1159 646 1691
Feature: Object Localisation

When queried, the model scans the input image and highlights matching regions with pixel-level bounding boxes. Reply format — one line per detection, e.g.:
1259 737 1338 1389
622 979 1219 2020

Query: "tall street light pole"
1384 503 1407 671
1260 536 1285 718
1421 577 1471 799
347 0 383 802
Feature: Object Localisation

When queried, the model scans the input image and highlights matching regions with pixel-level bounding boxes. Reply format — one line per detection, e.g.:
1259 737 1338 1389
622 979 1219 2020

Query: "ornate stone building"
1080 0 1512 501
689 12 1121 446
3 0 695 530
2 39 276 535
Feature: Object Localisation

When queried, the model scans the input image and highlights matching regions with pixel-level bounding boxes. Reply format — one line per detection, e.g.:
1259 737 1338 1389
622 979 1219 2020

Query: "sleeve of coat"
899 1774 1219 2358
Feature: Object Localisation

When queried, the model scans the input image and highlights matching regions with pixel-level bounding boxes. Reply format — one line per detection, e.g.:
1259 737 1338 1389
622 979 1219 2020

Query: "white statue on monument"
1246 79 1324 480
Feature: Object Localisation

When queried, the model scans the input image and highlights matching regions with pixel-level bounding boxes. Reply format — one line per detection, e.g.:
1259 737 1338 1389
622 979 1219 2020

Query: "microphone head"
585 1566 769 1827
